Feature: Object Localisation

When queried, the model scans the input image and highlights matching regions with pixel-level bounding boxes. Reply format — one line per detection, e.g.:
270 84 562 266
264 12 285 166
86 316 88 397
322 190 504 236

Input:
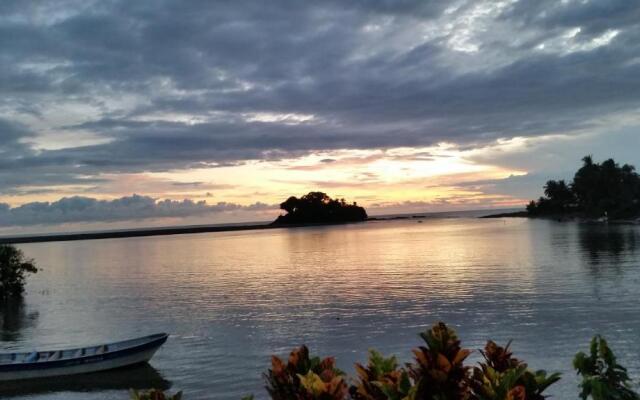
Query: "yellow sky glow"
0 142 529 213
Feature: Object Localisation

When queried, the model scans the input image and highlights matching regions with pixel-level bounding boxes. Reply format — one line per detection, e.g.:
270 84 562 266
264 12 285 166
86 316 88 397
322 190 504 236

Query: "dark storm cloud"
0 119 37 163
0 119 33 145
1 0 640 192
0 194 274 226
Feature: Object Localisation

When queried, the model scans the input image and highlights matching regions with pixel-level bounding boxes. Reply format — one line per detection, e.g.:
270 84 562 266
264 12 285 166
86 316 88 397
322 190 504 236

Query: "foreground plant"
350 350 412 400
574 335 640 400
130 389 182 400
265 344 349 399
129 323 640 400
408 322 472 400
470 341 560 400
0 244 37 300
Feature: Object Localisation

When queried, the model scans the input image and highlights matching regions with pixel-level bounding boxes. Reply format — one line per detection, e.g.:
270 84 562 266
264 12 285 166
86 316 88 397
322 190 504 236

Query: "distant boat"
0 333 167 381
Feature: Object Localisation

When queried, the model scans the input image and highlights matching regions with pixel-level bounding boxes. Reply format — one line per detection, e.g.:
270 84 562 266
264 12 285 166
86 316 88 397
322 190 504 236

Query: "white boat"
0 333 167 381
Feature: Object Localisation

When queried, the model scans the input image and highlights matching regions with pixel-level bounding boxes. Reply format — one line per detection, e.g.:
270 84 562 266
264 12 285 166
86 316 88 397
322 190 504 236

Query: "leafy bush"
350 350 412 400
265 344 349 400
257 322 560 400
408 322 472 400
469 341 560 400
133 325 640 400
574 335 640 400
0 244 37 300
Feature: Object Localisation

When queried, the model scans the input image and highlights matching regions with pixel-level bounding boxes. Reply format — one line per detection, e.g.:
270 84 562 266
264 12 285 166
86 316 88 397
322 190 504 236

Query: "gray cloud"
0 194 274 226
503 0 640 34
0 118 35 156
1 0 640 194
451 174 554 202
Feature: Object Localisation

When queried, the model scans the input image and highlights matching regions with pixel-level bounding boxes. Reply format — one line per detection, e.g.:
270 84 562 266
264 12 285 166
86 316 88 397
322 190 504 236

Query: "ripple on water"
2 219 640 399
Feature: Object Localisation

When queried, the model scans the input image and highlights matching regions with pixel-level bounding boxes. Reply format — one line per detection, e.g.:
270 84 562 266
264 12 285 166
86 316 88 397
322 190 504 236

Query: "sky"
1 0 640 234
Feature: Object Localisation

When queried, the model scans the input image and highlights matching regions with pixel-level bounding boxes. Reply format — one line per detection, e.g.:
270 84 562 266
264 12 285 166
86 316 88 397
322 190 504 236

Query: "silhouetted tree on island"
0 244 38 301
272 192 368 225
527 156 640 219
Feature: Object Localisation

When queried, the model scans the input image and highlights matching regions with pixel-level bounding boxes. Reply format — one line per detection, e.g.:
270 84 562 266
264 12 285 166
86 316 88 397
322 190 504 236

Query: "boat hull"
0 334 167 382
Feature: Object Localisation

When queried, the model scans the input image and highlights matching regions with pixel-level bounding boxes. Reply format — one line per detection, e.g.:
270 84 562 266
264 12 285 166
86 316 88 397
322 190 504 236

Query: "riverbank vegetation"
134 322 640 400
574 335 640 400
273 192 368 225
0 244 37 301
527 156 640 220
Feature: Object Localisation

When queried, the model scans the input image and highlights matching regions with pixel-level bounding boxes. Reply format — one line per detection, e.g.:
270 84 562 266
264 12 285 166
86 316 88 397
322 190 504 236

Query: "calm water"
2 218 640 399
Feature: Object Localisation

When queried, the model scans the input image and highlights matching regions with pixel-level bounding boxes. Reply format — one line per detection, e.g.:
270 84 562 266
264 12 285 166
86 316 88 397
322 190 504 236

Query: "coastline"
0 209 524 244
480 211 528 218
481 211 640 225
0 221 367 245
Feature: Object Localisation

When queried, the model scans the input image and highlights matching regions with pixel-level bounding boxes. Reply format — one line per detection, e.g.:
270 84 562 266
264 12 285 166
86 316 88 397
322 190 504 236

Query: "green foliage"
527 156 640 218
0 244 38 300
350 350 412 400
130 389 182 400
274 192 368 225
260 323 561 400
573 335 640 400
408 322 472 400
128 326 640 400
470 341 560 400
265 344 349 400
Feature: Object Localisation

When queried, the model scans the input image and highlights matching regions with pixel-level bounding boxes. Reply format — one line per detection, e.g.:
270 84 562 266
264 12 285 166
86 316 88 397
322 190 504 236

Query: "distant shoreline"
481 211 640 225
480 211 528 218
0 222 352 244
0 209 520 244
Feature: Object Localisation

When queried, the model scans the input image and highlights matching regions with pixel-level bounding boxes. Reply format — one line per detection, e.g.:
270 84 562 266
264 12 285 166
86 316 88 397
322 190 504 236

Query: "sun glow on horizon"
103 143 529 209
1 143 529 206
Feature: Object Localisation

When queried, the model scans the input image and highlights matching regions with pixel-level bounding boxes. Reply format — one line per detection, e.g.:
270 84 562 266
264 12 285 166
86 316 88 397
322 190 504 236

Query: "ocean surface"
2 217 640 399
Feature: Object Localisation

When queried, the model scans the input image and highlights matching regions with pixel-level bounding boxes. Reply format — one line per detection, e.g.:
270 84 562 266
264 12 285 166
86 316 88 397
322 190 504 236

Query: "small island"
272 192 368 225
486 156 640 221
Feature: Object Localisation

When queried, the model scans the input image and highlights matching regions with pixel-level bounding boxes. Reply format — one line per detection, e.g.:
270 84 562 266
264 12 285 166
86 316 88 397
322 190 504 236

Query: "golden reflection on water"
3 218 640 400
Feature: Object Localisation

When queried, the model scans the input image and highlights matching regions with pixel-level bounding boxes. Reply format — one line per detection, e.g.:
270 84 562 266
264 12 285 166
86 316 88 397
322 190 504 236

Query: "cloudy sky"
1 0 640 233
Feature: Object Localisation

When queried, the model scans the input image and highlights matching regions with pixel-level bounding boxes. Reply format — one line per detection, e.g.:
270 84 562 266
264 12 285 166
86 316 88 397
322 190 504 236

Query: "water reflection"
578 224 639 267
11 219 640 400
0 364 170 397
0 297 38 342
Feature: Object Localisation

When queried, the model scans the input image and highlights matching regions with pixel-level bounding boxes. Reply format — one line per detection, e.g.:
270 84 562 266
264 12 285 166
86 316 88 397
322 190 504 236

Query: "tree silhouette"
0 244 38 301
272 192 368 225
527 156 640 219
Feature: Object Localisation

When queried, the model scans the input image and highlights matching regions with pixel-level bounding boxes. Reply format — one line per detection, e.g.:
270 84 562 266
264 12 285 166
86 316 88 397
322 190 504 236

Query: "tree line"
273 192 368 225
527 156 640 219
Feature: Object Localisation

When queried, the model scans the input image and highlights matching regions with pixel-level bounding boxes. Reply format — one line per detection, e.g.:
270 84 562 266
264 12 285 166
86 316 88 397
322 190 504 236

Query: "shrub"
408 322 472 400
350 350 412 400
141 323 640 400
469 341 560 400
0 244 37 300
265 345 349 400
261 322 560 400
574 335 640 400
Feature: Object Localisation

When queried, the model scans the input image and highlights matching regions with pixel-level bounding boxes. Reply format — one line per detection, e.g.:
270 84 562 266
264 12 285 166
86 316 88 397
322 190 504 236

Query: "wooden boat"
0 333 167 381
